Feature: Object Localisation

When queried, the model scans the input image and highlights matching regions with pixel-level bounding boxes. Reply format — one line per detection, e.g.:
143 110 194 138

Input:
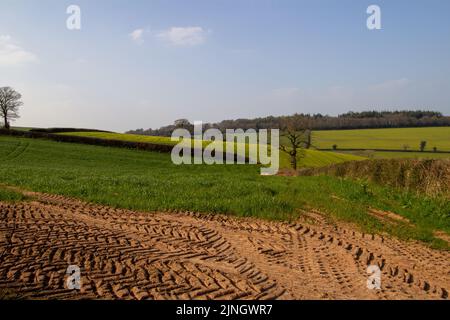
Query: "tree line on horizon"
127 110 450 137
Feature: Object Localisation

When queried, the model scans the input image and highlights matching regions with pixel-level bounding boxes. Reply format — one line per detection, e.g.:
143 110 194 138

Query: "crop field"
0 135 448 248
312 127 450 151
279 149 365 168
59 131 178 145
58 131 366 168
1 190 448 300
4 0 450 301
1 135 449 300
10 126 33 132
370 151 450 159
338 150 450 160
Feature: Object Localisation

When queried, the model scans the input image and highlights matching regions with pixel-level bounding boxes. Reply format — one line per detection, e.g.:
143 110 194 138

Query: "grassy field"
313 127 450 151
59 131 179 145
0 135 448 248
11 127 33 132
68 128 450 164
279 149 365 168
371 151 450 159
338 150 450 160
58 131 366 168
0 185 27 202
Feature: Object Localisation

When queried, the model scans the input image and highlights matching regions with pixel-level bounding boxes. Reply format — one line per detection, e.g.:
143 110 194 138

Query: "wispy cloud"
157 27 209 47
129 29 144 44
0 35 37 66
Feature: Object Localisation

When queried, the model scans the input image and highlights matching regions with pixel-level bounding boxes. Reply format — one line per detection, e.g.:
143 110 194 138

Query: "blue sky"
1 0 450 132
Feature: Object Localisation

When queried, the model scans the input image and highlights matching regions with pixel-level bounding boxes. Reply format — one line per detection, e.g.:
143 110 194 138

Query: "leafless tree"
279 118 310 170
0 87 23 129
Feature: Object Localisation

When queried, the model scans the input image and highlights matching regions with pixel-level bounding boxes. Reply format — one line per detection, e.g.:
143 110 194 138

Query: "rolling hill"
57 131 366 169
0 135 448 248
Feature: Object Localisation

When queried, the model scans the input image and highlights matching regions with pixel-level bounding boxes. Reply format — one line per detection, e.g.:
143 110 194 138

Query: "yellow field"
58 131 366 168
312 127 450 151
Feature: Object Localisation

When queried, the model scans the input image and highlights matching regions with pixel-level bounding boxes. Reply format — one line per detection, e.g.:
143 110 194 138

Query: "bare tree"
279 118 309 170
0 87 23 129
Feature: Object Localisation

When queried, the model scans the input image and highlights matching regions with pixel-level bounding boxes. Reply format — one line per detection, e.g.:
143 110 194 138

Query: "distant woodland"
127 110 450 136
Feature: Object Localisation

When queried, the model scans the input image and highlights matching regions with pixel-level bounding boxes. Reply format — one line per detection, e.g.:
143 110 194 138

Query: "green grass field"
0 186 27 202
312 127 450 151
59 131 178 145
279 149 365 168
69 127 450 164
58 131 366 168
11 127 33 132
0 135 448 248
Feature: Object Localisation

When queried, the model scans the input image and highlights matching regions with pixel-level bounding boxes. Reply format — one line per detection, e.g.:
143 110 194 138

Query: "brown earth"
0 192 449 300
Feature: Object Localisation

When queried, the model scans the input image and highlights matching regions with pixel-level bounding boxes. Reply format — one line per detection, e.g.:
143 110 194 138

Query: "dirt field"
0 192 449 300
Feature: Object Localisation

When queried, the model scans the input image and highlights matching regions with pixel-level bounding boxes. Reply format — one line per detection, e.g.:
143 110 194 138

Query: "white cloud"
157 27 208 47
129 29 144 44
0 35 37 66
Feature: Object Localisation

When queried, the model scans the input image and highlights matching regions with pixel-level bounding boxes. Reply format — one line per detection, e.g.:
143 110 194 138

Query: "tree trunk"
306 131 311 149
290 151 297 170
3 115 9 129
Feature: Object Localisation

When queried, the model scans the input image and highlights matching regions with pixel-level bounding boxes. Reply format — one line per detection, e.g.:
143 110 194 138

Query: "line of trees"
128 110 450 137
127 111 450 170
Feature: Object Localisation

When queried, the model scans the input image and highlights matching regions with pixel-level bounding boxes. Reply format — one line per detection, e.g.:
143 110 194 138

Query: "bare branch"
0 87 23 129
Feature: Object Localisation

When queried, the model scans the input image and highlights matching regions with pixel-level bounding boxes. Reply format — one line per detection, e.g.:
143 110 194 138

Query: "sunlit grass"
312 127 450 151
58 131 366 168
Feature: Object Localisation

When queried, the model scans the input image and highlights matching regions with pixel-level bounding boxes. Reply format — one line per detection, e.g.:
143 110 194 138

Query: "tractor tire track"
1 141 30 161
0 192 448 300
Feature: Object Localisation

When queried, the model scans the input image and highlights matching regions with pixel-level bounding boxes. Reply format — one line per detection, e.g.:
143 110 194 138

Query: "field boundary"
318 148 450 154
0 128 174 152
298 158 450 198
0 129 249 162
